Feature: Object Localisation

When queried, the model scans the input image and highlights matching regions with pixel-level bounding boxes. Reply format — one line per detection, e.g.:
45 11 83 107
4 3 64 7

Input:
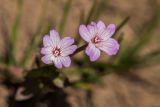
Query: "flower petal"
61 56 71 67
99 24 116 40
91 21 97 26
61 45 77 56
43 35 53 47
85 43 101 61
98 38 119 55
54 57 62 69
97 20 106 30
79 25 92 42
87 25 97 38
60 37 74 49
41 55 53 64
50 29 60 46
41 47 52 55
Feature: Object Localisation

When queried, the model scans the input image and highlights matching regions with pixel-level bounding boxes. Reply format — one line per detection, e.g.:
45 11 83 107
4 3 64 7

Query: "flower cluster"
41 21 120 69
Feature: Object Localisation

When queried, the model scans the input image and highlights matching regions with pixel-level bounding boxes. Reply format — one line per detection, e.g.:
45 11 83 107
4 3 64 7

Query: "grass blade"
21 22 52 67
59 0 72 35
20 1 49 67
85 0 97 24
113 16 130 37
9 0 23 65
92 0 108 21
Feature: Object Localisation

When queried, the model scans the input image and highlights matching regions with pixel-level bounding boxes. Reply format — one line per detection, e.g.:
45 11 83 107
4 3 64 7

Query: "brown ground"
67 66 160 107
0 0 160 107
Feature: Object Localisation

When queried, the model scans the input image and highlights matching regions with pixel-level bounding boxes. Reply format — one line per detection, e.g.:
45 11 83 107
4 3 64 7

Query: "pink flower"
79 21 120 61
41 29 77 69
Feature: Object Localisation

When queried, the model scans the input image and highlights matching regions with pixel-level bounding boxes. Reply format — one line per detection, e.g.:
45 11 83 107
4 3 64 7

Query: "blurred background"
0 0 160 107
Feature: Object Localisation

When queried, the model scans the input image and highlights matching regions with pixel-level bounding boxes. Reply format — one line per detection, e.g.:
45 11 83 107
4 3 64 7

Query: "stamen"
91 36 101 44
52 47 61 57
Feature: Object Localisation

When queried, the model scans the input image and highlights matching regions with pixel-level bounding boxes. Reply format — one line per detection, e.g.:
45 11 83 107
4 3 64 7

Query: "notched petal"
99 24 116 40
79 25 92 42
97 20 106 30
106 24 116 36
99 38 119 55
85 43 101 61
41 55 53 64
60 37 75 49
41 47 52 55
54 58 62 69
61 45 77 56
43 35 52 47
61 56 71 67
50 29 60 46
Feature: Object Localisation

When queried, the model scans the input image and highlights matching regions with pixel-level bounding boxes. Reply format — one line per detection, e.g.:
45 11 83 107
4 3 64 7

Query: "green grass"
9 0 23 65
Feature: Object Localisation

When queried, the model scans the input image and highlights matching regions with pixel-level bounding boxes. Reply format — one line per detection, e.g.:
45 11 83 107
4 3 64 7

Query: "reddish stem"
70 44 88 57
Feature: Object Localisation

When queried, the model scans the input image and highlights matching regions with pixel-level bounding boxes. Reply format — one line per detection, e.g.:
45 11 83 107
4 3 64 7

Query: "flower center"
91 36 101 44
52 47 61 57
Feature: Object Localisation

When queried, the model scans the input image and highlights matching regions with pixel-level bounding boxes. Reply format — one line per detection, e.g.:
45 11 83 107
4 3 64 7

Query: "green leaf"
25 66 59 79
79 68 100 83
72 81 93 90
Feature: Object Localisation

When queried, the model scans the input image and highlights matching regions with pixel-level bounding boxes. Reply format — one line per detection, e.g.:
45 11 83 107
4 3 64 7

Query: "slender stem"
70 44 88 57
